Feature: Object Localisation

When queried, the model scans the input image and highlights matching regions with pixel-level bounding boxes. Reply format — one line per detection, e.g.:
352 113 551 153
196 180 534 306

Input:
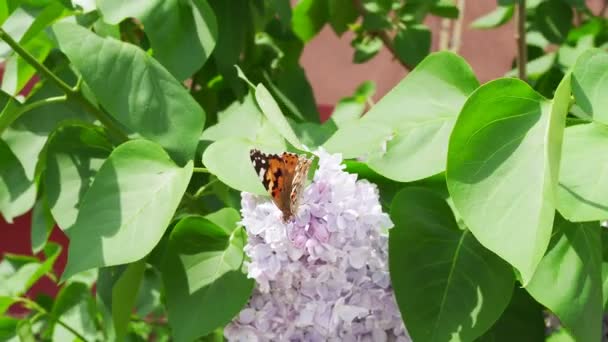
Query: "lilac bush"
225 149 411 342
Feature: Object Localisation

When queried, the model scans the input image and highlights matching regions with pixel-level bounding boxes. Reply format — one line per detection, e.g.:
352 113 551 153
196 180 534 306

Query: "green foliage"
0 1 606 341
447 75 571 285
390 187 514 342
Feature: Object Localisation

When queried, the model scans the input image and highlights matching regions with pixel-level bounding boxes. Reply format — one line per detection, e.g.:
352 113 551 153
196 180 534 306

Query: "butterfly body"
250 149 312 222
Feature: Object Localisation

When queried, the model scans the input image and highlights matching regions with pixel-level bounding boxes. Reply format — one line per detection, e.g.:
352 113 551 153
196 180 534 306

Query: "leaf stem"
14 297 91 342
352 0 412 71
449 0 466 53
193 167 210 173
0 28 128 142
0 95 67 134
515 0 527 81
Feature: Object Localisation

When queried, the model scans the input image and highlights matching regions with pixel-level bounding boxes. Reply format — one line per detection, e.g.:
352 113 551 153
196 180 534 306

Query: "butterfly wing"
250 149 291 219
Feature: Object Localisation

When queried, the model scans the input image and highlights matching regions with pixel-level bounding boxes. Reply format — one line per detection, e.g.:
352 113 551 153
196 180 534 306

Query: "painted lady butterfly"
250 149 312 222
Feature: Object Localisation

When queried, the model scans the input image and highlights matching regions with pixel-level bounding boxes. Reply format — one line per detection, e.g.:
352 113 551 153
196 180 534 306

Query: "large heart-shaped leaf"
557 122 608 221
389 187 514 342
62 140 193 279
571 49 608 125
447 75 571 284
45 123 112 230
97 0 217 80
53 23 205 165
324 52 479 182
162 208 253 342
526 215 603 342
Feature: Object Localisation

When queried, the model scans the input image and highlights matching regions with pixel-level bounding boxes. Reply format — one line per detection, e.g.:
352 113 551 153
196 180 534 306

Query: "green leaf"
557 123 608 221
325 51 479 182
162 208 253 342
31 196 53 254
51 282 97 341
171 216 231 253
53 22 206 165
330 81 375 128
0 317 19 341
430 0 459 18
393 24 431 67
16 320 34 342
45 123 112 230
446 75 571 284
328 0 357 35
525 215 603 342
202 138 269 195
0 4 68 94
534 0 572 44
571 49 608 125
135 265 162 317
478 287 545 341
352 35 382 63
97 0 218 80
389 187 514 342
291 0 328 42
112 260 146 341
0 138 34 223
255 84 302 149
506 52 557 79
0 89 21 133
470 6 514 29
0 243 61 297
62 140 193 279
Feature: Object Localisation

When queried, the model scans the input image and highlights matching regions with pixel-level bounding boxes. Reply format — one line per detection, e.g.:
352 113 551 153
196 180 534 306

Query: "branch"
352 0 412 70
0 28 128 142
515 0 527 81
450 0 466 53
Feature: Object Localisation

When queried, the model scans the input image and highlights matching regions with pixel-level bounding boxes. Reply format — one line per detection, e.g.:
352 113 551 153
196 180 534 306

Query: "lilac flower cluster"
225 149 411 341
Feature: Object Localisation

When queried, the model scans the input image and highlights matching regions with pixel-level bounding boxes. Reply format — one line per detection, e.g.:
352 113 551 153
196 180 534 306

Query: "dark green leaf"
478 287 545 341
112 260 146 341
162 208 253 341
430 0 459 18
0 317 19 341
31 196 53 254
328 0 358 35
62 140 193 279
292 0 328 42
394 24 431 67
526 215 603 342
53 23 206 164
97 0 218 80
389 187 514 342
447 75 571 284
45 123 112 230
171 215 231 253
558 123 608 221
352 35 382 63
0 138 34 223
534 0 572 44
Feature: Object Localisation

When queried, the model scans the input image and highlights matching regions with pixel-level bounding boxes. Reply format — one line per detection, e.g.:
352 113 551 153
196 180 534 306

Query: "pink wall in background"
301 1 606 105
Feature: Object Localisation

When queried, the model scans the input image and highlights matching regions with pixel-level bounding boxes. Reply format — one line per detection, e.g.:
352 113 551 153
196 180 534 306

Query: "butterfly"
250 149 313 222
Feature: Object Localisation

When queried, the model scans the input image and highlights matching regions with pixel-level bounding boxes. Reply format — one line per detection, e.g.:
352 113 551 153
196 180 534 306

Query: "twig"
15 297 91 342
0 28 128 142
601 0 608 17
450 0 466 53
438 19 451 51
352 0 412 70
193 167 210 173
515 0 527 81
0 95 67 134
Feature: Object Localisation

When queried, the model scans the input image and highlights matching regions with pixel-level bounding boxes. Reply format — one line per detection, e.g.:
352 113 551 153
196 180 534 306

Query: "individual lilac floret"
225 149 410 342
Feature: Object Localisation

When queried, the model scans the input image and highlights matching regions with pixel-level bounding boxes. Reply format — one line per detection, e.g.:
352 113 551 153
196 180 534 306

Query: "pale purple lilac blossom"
225 149 411 342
